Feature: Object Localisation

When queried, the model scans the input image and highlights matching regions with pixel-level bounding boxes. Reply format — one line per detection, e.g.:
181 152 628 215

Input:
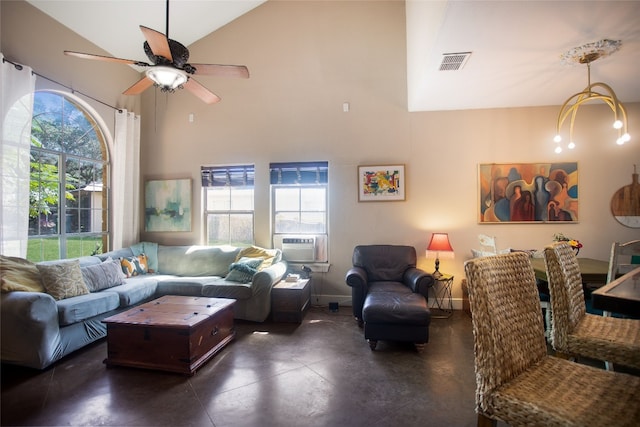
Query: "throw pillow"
225 257 264 283
120 254 149 278
130 241 158 272
37 259 89 300
471 248 511 258
81 258 125 292
236 246 281 270
0 255 45 293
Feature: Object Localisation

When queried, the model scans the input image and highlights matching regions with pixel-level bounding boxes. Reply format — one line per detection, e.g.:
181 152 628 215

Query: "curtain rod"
3 57 122 113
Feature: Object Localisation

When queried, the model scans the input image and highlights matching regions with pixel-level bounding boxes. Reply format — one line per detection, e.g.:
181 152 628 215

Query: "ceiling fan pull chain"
165 0 170 38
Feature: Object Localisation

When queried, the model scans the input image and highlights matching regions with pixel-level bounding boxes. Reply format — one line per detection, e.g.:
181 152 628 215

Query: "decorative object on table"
478 234 497 254
553 39 630 154
144 179 191 232
285 273 300 282
426 232 454 279
610 165 640 228
478 162 578 223
471 234 513 258
553 233 583 255
357 164 405 202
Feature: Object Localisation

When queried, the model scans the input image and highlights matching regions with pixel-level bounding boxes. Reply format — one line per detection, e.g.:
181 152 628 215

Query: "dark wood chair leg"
477 413 497 427
368 339 377 350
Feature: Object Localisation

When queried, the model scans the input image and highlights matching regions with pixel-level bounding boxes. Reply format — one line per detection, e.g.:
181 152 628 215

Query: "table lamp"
426 232 454 279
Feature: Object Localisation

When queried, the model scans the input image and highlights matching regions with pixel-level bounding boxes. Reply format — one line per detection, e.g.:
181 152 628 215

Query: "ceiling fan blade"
64 51 150 67
184 78 221 104
139 25 173 62
123 76 155 95
190 64 250 79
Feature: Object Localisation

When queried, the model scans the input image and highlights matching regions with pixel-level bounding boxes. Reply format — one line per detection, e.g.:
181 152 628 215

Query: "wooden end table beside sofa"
271 278 311 323
103 295 235 375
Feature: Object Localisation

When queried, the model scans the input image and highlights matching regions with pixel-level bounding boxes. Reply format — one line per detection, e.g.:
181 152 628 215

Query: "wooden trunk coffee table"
103 295 235 375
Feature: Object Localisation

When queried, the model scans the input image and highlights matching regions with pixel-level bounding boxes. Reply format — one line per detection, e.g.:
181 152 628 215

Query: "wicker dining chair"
607 239 640 283
543 242 640 370
465 252 640 427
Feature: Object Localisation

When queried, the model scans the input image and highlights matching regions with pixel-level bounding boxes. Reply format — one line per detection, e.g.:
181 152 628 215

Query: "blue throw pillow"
225 257 264 283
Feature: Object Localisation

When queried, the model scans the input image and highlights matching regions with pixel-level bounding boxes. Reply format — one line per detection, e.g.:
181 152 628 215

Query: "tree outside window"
27 92 109 261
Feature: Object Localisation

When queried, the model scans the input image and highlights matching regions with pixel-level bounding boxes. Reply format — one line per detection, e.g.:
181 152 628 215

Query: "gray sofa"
0 243 287 369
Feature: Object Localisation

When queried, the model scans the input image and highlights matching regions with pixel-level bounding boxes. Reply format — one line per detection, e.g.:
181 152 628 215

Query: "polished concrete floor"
1 307 482 427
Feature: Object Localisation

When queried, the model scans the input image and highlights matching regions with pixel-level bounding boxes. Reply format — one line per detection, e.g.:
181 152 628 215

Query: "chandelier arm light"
557 89 628 139
553 39 630 153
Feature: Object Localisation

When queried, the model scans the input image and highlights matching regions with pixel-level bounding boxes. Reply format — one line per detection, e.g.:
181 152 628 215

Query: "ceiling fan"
64 0 249 104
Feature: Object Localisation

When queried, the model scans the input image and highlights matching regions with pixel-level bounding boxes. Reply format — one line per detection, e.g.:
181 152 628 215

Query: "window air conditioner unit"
281 237 316 262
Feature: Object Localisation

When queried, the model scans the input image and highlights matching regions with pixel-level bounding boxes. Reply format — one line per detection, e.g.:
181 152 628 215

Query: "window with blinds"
270 161 329 262
201 165 254 246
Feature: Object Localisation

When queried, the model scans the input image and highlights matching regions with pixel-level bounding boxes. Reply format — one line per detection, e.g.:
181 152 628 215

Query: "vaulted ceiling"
27 0 640 112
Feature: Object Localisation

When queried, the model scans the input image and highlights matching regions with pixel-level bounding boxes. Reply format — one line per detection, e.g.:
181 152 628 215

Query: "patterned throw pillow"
81 258 125 292
37 259 89 300
120 254 149 278
225 257 264 283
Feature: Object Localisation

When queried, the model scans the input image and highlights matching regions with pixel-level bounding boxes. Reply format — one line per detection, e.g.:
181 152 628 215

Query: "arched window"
28 91 109 261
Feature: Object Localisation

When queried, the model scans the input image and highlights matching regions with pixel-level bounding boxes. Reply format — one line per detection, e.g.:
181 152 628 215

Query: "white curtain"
0 54 36 257
112 109 141 249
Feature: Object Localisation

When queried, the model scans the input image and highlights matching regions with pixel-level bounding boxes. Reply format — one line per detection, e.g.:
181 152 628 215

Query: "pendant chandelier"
553 39 630 154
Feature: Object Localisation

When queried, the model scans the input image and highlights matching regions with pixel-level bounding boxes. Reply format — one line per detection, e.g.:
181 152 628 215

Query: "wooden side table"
271 278 311 323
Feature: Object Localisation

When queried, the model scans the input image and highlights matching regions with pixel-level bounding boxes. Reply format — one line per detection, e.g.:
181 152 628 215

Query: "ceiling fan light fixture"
553 39 629 153
146 66 188 92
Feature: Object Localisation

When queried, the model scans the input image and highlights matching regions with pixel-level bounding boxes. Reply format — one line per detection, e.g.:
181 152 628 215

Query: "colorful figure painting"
478 163 578 223
358 165 405 201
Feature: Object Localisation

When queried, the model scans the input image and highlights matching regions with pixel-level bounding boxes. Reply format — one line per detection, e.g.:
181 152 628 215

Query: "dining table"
529 257 610 286
591 266 640 317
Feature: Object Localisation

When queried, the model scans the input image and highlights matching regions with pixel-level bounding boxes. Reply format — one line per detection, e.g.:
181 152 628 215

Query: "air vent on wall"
439 52 472 71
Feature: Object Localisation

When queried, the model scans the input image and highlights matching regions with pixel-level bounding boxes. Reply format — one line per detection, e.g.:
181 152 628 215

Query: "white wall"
135 1 640 306
4 1 639 307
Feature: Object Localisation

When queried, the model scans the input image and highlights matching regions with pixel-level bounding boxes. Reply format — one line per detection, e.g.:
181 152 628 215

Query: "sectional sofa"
0 242 287 369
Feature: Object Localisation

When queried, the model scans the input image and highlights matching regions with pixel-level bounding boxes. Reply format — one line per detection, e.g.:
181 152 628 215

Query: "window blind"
201 165 255 187
269 161 328 185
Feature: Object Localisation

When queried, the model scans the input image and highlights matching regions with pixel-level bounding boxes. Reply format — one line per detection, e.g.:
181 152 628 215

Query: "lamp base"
432 258 443 279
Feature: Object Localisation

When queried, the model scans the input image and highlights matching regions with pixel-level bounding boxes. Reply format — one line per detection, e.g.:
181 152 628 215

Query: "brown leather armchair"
345 245 434 349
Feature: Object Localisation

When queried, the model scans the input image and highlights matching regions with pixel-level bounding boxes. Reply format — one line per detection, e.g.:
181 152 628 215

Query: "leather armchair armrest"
346 266 369 322
404 267 434 299
345 266 368 291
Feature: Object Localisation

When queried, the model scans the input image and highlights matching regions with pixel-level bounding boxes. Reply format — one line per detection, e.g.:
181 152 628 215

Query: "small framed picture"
358 164 406 202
